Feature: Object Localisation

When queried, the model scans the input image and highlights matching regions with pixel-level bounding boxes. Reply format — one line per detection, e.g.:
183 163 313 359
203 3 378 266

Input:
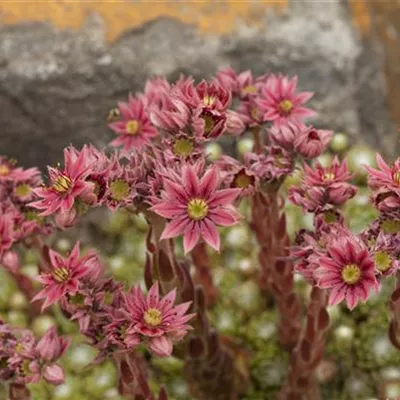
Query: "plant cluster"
1 68 399 400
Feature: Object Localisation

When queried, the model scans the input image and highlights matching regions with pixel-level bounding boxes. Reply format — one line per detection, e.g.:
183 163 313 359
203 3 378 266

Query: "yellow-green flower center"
341 264 361 285
109 179 130 201
24 210 41 223
0 165 10 176
70 293 85 306
125 120 140 135
187 198 209 221
381 219 400 234
15 343 24 353
233 171 252 189
323 211 338 224
323 172 335 181
15 183 32 198
242 85 257 95
393 171 400 185
173 139 194 158
22 359 32 376
144 308 162 327
52 175 72 193
52 267 70 283
202 114 216 135
104 292 114 306
250 107 259 120
374 250 392 273
279 99 293 114
203 95 216 107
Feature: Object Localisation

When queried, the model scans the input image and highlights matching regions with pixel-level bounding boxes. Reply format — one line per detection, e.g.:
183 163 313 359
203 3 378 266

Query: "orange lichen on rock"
348 0 371 35
0 1 287 41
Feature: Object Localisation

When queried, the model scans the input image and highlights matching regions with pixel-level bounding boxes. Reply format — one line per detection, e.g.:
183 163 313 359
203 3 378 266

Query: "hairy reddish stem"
8 383 31 400
280 287 329 400
389 271 400 350
251 191 302 350
191 242 218 306
114 351 155 399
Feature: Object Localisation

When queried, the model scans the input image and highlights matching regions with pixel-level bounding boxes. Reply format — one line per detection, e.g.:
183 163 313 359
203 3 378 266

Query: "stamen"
187 198 209 221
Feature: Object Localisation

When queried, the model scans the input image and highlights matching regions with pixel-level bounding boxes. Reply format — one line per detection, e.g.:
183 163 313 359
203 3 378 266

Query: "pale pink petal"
151 202 186 219
183 229 201 254
208 208 240 227
161 217 190 240
328 284 346 306
198 167 219 198
182 165 200 197
147 282 160 308
148 336 173 357
200 220 220 252
163 180 188 203
209 188 240 206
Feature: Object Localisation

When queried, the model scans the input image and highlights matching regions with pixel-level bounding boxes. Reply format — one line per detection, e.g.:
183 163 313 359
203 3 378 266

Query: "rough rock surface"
0 1 396 168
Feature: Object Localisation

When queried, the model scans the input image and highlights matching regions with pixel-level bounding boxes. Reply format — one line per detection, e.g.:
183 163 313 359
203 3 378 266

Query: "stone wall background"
0 0 398 168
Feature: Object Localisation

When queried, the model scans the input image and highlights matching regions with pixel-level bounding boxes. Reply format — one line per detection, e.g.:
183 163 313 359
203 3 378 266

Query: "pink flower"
315 237 379 310
142 76 171 109
365 154 400 216
268 121 303 150
151 164 241 253
32 242 93 309
246 146 294 184
289 158 357 212
365 153 400 190
193 79 231 111
257 75 316 126
109 94 158 153
236 99 264 128
225 110 246 136
216 67 268 100
369 232 400 277
0 157 40 183
150 97 191 133
293 126 332 159
35 326 70 362
11 168 42 203
302 157 353 186
31 146 92 216
104 157 136 210
216 155 258 197
123 282 195 357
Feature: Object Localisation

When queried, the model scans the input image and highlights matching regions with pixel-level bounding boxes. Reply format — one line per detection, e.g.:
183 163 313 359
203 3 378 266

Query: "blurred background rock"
0 0 398 168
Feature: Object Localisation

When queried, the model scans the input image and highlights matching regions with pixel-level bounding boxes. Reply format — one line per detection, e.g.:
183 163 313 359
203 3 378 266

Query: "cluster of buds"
0 322 68 387
0 157 52 268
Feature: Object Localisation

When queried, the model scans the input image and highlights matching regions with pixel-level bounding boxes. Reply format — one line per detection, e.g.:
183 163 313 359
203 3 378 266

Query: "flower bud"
43 364 66 386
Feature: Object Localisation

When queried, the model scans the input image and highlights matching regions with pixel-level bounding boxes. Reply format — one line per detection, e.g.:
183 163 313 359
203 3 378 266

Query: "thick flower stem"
388 271 400 350
191 242 218 306
251 126 263 154
280 287 329 400
251 191 302 350
114 352 154 399
144 211 182 294
8 383 31 400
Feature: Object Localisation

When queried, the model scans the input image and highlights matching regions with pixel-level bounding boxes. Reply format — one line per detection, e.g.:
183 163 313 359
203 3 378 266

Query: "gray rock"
0 1 396 168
